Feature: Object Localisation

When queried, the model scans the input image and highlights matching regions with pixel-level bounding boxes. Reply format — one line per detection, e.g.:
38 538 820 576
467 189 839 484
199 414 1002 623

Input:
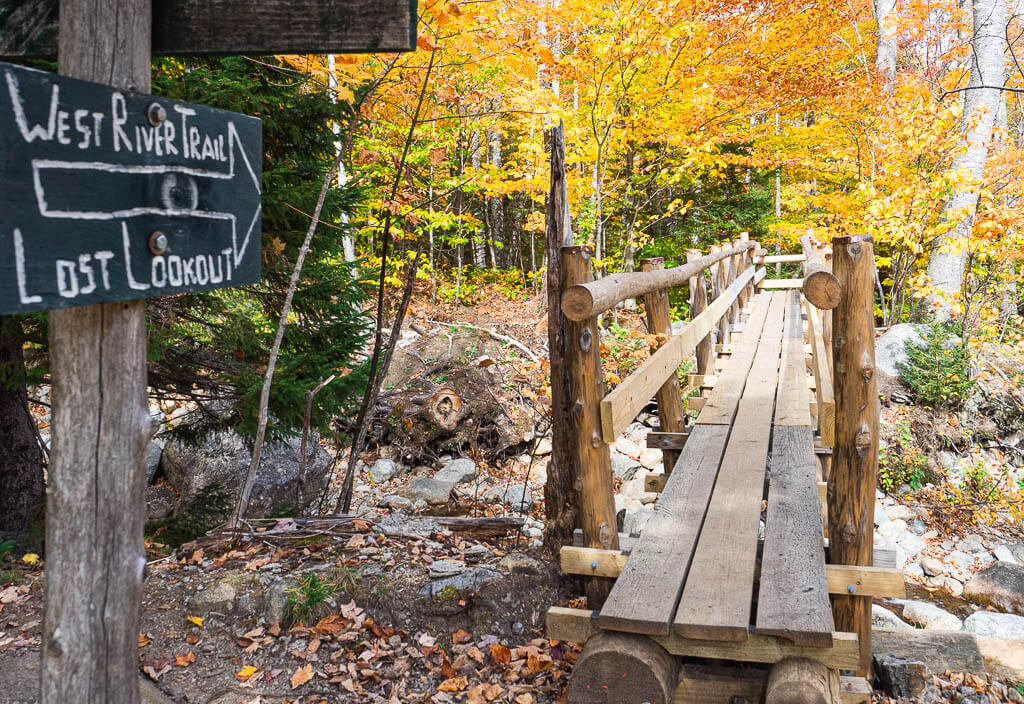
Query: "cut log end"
567 631 677 704
562 285 596 321
802 271 841 310
427 387 464 431
765 657 840 704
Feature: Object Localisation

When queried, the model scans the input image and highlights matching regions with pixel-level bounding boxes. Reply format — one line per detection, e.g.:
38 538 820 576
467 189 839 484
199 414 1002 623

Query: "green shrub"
897 323 973 408
878 421 931 492
285 573 339 626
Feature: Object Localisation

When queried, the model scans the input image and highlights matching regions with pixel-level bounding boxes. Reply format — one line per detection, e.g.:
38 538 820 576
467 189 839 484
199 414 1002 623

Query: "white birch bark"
874 0 898 84
327 54 356 262
926 0 1006 316
470 130 487 267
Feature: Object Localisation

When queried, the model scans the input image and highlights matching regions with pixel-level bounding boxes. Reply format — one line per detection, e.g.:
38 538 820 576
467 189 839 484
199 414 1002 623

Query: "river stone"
901 600 962 630
162 427 331 517
638 448 662 469
957 536 985 553
946 550 975 574
977 638 1024 680
609 450 641 480
435 458 478 484
485 483 533 511
428 559 466 579
533 437 553 456
189 579 237 614
398 478 455 506
964 562 1024 615
369 458 399 483
921 557 945 577
872 629 986 674
943 577 964 597
878 519 909 542
993 545 1018 565
873 604 913 630
145 436 165 485
962 611 1024 640
614 436 643 459
909 519 927 535
873 653 929 698
498 553 545 575
418 567 504 600
899 533 926 559
876 323 927 377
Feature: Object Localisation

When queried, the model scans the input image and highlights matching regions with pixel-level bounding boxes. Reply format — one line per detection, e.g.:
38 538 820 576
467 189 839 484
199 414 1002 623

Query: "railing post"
819 242 835 378
562 245 619 608
738 231 752 310
709 244 729 345
685 249 713 377
827 235 878 677
725 239 739 328
639 258 687 473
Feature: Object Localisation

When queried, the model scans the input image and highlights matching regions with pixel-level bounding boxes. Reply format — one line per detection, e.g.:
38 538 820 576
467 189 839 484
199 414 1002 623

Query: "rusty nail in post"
148 231 168 255
147 102 167 126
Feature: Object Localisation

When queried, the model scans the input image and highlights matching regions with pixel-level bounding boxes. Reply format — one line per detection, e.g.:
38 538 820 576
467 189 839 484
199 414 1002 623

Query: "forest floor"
1 282 1023 703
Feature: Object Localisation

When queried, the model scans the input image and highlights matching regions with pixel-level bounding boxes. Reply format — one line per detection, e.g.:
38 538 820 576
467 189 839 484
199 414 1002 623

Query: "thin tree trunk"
874 0 898 84
926 0 1006 317
0 316 45 534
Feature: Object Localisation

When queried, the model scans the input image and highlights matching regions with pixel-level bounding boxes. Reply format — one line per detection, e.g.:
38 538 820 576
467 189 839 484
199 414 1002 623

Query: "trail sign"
0 61 262 314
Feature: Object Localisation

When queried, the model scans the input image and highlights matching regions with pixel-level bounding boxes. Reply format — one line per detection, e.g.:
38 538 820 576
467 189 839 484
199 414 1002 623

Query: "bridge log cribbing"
544 145 892 703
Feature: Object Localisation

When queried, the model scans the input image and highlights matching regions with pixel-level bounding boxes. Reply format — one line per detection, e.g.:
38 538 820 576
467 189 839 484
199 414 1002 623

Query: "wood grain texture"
600 267 753 441
640 258 687 471
759 278 805 289
765 657 840 704
0 0 416 57
561 545 629 579
685 249 714 376
546 608 861 669
42 3 151 703
561 242 754 321
675 666 869 704
568 631 678 704
774 292 812 427
673 292 785 642
563 246 619 607
710 245 730 345
756 425 833 647
827 236 879 677
646 431 689 450
764 254 807 264
805 300 836 446
801 235 842 310
694 293 771 425
597 425 731 635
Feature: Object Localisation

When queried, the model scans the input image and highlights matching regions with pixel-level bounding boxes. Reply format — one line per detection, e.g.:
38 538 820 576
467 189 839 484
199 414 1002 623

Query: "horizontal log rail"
801 235 841 310
763 253 806 264
598 266 758 442
561 241 756 321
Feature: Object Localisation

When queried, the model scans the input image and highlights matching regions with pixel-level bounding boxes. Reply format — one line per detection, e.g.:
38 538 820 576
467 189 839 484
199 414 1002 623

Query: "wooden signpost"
0 2 416 702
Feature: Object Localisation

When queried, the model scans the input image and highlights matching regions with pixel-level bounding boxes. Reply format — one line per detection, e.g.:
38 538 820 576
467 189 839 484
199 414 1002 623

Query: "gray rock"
902 600 962 630
873 653 930 698
875 501 891 526
398 478 455 506
264 578 296 625
962 611 1024 640
498 553 545 575
623 506 655 535
145 482 177 522
899 533 926 559
921 557 945 577
428 559 466 579
877 323 955 378
369 458 400 483
943 577 965 597
887 504 913 521
957 537 985 553
905 562 925 579
873 604 914 630
436 457 477 484
189 579 237 614
993 545 1018 564
878 519 909 543
614 436 642 459
387 496 413 512
609 450 641 480
485 483 533 511
418 567 504 600
964 562 1024 615
162 427 331 517
533 437 553 456
872 629 986 674
638 448 662 470
947 550 975 574
910 519 928 535
464 544 491 562
145 437 165 485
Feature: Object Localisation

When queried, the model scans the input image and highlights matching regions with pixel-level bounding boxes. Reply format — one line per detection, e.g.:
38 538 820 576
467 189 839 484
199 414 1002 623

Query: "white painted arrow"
30 121 261 267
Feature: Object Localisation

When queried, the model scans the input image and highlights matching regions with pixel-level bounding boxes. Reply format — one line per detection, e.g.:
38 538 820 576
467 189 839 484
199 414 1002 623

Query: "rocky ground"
4 294 1024 703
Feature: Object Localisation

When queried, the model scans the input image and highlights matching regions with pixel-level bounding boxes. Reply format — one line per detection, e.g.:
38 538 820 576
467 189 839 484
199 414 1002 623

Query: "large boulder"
962 611 1024 640
872 629 986 674
964 562 1024 615
162 427 332 517
876 324 927 377
901 600 962 630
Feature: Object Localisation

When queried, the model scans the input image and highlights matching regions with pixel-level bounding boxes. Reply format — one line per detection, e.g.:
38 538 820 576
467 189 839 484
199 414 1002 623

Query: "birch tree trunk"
926 0 1006 318
874 0 898 84
470 130 487 268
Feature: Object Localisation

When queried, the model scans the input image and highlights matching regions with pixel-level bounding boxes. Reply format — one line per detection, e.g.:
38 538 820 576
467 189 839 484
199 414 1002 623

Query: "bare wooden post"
827 235 878 677
765 658 840 704
709 244 729 345
738 231 752 310
43 2 151 702
819 243 835 378
726 239 739 326
685 249 713 377
563 246 619 607
639 258 687 472
801 235 841 310
543 122 579 554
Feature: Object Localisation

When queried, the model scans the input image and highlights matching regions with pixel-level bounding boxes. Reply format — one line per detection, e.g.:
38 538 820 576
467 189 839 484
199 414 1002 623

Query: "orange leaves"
173 651 195 667
489 642 511 665
438 675 467 691
290 664 314 688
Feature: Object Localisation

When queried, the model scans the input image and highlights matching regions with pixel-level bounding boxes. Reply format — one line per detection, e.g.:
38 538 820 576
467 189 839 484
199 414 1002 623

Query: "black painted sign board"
0 61 262 314
0 0 418 57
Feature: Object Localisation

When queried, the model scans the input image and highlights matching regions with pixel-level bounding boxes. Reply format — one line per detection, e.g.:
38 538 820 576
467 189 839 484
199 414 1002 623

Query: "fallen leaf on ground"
515 695 535 704
438 676 467 692
174 651 195 667
138 633 151 648
235 665 259 681
490 643 511 665
452 628 472 644
290 664 314 688
186 616 204 627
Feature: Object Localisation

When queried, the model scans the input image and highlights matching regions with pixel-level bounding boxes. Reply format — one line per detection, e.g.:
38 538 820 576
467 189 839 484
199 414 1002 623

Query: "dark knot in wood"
598 522 615 549
860 352 875 381
572 400 583 416
590 432 603 449
580 328 592 352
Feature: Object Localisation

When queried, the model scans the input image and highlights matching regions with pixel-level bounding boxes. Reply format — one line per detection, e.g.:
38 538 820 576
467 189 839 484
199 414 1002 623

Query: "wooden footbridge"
544 221 904 702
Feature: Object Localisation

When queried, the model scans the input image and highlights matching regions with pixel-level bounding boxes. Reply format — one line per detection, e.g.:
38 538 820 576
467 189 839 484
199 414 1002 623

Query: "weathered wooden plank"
756 425 833 647
686 396 706 411
645 473 668 492
688 374 718 388
0 0 418 57
694 294 772 425
573 529 638 553
763 254 807 264
675 665 870 704
674 293 786 641
546 608 861 669
758 278 804 289
646 431 689 450
805 299 836 446
560 546 903 598
774 292 813 427
597 424 731 635
600 267 754 441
